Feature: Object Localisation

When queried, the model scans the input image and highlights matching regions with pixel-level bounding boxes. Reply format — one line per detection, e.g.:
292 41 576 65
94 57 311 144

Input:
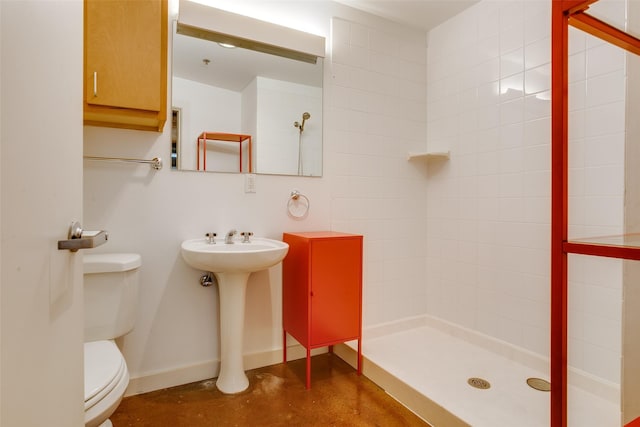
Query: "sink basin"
181 237 289 273
180 236 289 394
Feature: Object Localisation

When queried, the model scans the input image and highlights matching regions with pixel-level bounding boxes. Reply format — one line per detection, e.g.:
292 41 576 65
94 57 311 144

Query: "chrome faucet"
205 232 216 244
225 229 237 244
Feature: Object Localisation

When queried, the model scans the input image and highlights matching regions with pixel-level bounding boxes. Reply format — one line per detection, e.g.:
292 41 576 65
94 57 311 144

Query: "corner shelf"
407 151 450 161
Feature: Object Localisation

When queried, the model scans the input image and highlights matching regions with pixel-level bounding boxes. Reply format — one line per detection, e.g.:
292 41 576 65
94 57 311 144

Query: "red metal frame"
563 242 640 261
551 2 569 424
552 1 640 426
196 131 253 172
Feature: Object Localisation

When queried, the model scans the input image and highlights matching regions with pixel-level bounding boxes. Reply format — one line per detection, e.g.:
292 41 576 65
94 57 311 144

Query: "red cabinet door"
309 238 361 345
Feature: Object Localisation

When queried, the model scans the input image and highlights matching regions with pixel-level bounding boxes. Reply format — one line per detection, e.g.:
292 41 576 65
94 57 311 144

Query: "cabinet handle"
93 71 98 97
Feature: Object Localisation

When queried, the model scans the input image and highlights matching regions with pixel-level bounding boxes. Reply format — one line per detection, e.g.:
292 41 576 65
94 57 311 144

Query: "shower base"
336 315 619 427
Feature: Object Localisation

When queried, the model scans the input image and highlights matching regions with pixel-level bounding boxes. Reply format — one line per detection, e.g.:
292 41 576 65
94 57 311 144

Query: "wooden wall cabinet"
84 0 167 132
282 231 363 388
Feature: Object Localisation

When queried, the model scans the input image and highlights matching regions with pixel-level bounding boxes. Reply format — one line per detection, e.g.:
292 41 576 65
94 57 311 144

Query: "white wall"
425 0 626 384
1 0 85 425
172 76 241 171
254 76 322 176
84 1 429 393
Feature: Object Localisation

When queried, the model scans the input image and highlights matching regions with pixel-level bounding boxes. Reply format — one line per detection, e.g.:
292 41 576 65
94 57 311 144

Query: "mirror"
171 4 325 176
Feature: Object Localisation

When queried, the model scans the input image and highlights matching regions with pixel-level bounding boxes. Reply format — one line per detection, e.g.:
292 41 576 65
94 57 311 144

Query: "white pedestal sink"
181 237 289 393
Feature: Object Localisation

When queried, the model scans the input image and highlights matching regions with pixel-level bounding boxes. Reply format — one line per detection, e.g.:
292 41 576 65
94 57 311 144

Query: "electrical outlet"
244 173 256 193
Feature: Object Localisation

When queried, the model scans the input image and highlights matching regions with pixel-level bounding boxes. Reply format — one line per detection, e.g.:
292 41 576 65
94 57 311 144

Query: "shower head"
295 112 311 132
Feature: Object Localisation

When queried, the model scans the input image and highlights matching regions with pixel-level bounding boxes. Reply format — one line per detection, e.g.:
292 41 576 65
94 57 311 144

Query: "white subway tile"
500 1 524 32
586 43 625 78
476 35 500 63
582 196 624 228
477 81 500 108
369 28 398 56
586 70 625 107
331 41 351 65
569 80 586 111
500 97 524 125
524 37 550 70
501 48 524 78
524 7 550 45
584 165 624 197
584 284 622 322
582 343 620 384
331 18 350 45
568 26 587 55
523 170 551 198
500 24 524 55
477 5 500 39
584 133 624 167
475 57 501 85
524 117 550 147
569 51 586 82
584 101 626 137
524 92 551 121
524 63 551 95
350 22 369 48
523 145 550 172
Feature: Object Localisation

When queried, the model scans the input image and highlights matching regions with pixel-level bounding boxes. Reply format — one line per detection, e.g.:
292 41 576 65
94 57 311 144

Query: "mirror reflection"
171 22 324 176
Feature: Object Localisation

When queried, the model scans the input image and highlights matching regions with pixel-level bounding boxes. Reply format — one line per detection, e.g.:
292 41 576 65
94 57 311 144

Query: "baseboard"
125 344 327 396
333 343 469 427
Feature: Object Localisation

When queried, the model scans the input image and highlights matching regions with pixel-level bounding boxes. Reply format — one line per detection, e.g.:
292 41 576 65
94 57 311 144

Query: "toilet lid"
84 340 126 411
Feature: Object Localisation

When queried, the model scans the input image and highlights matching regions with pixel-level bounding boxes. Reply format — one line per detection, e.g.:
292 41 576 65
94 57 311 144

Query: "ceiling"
333 0 478 31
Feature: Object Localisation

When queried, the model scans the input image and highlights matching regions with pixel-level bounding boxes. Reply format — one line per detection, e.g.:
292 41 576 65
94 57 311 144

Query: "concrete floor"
111 353 431 426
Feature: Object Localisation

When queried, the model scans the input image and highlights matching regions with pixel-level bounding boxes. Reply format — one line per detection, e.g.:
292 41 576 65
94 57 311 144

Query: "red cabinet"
282 231 363 388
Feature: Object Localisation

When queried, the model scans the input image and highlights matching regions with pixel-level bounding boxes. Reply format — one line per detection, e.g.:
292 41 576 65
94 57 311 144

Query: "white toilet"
83 253 141 427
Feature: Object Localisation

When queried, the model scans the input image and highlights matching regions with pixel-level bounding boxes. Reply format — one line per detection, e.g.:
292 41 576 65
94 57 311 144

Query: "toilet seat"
84 340 129 427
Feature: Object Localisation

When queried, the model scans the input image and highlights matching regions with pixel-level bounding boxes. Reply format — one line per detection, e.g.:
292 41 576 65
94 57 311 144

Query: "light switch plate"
244 173 256 193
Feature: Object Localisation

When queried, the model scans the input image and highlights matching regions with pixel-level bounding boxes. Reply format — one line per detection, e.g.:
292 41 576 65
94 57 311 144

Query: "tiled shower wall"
425 0 626 383
329 18 430 326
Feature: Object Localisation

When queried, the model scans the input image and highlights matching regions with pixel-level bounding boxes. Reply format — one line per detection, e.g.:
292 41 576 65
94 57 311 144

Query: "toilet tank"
83 253 141 342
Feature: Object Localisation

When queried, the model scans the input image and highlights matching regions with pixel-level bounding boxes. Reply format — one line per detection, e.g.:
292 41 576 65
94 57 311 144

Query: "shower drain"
467 377 491 389
527 377 551 392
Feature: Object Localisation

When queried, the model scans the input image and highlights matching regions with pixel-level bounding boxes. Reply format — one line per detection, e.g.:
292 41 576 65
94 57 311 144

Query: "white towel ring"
287 190 310 219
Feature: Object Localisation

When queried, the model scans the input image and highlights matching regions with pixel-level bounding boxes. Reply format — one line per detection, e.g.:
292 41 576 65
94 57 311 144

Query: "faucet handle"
205 232 217 244
240 231 253 243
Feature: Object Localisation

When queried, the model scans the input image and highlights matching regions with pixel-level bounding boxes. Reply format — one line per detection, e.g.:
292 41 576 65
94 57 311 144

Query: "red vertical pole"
248 136 253 173
551 1 569 426
203 132 207 171
239 137 243 172
197 137 201 171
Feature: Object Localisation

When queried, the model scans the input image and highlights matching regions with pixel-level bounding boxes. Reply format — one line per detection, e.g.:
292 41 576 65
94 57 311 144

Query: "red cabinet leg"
306 347 311 389
283 330 287 363
357 339 362 375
